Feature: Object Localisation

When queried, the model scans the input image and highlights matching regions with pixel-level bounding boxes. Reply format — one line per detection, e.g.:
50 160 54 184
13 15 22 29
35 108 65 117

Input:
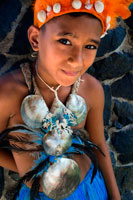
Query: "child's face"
30 14 102 86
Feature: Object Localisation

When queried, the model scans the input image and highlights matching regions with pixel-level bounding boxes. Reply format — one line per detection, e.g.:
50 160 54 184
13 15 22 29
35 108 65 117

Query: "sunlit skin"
28 14 102 87
0 14 121 200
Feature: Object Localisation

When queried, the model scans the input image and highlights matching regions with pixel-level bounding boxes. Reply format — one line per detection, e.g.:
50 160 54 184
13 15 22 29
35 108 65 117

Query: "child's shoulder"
81 72 104 94
0 68 28 114
80 73 104 108
0 68 27 96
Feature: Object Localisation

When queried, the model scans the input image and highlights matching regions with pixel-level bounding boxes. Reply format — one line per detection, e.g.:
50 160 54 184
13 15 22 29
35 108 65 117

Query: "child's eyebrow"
57 32 100 45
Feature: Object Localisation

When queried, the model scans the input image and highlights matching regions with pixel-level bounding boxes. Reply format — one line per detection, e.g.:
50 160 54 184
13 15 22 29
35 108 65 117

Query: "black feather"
72 133 105 156
20 156 50 183
0 141 43 153
12 158 50 199
72 143 99 183
12 180 23 200
30 177 41 200
0 125 34 141
6 135 34 144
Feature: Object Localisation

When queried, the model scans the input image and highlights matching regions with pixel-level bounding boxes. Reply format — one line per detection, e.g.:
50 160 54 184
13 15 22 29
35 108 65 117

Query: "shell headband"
33 0 133 37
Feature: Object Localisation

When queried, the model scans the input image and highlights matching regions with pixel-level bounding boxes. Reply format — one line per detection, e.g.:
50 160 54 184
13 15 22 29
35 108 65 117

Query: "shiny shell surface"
37 10 46 23
42 130 72 156
66 94 87 125
42 158 81 199
21 95 49 128
50 98 66 114
94 1 104 13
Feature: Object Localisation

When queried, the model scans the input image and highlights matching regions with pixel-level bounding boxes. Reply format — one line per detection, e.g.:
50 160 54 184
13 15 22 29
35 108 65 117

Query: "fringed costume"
0 63 108 200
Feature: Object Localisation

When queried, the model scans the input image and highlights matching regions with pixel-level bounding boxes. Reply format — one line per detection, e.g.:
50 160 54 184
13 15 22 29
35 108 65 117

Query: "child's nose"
67 47 83 68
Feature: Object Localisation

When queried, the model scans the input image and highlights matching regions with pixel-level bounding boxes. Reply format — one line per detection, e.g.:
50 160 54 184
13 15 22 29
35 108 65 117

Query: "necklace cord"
35 63 62 99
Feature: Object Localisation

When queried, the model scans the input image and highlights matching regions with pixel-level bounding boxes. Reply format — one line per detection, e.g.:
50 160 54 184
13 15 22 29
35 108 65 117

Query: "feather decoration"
0 140 43 153
0 124 45 148
20 156 50 183
5 135 34 144
30 177 41 200
12 180 23 200
0 126 29 141
72 133 105 156
72 143 99 183
11 156 50 200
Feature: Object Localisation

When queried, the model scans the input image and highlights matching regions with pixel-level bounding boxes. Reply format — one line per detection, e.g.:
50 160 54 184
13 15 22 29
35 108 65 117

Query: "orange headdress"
33 0 133 36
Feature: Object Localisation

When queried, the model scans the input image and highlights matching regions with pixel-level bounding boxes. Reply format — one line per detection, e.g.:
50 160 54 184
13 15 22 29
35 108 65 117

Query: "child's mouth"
62 70 79 77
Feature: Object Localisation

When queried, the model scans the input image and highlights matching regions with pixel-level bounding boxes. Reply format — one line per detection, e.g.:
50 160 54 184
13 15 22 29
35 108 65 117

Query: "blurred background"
0 0 133 199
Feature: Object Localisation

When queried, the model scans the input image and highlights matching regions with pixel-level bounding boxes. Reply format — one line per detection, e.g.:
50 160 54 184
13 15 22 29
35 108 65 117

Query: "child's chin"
59 78 79 87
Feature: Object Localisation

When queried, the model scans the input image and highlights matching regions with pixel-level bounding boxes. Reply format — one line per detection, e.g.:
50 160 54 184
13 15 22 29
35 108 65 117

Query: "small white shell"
86 0 91 3
47 5 52 12
94 1 104 13
100 31 107 38
72 0 82 9
106 16 111 24
53 3 61 13
85 3 93 10
106 23 110 30
37 10 46 23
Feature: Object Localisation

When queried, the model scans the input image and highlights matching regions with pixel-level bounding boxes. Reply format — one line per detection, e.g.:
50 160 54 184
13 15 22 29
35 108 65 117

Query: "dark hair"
41 12 101 31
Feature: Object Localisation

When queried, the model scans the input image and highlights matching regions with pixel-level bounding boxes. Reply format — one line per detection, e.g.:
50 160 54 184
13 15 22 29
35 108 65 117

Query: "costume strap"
71 77 83 94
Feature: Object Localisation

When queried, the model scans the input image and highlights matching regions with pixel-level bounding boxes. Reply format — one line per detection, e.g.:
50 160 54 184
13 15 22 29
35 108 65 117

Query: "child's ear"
28 25 40 51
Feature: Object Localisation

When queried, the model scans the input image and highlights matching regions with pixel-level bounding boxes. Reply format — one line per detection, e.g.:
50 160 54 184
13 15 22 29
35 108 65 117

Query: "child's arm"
0 93 18 172
0 149 18 172
85 79 120 200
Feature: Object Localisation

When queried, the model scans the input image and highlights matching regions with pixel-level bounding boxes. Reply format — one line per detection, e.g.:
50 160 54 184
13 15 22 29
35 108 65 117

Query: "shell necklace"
20 63 88 199
35 63 62 100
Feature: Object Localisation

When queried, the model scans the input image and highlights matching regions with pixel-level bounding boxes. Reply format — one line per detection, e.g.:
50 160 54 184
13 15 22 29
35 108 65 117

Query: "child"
0 0 132 199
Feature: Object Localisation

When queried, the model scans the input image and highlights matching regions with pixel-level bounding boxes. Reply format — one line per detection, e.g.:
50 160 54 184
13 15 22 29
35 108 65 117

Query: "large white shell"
42 130 72 156
72 0 82 9
42 158 81 199
37 10 46 23
21 95 49 128
66 94 87 125
94 1 104 13
53 3 61 13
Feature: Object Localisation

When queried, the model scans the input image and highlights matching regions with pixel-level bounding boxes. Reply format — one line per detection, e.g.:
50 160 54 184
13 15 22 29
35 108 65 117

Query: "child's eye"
58 39 71 45
85 45 97 50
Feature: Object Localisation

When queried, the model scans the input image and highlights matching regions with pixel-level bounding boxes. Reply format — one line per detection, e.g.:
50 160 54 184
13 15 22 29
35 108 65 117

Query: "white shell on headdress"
42 158 81 199
86 0 91 3
106 16 111 24
47 5 52 12
94 1 104 13
85 3 93 10
72 0 82 10
21 95 49 128
53 3 61 13
106 23 110 30
37 10 46 23
66 94 87 125
100 31 107 38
